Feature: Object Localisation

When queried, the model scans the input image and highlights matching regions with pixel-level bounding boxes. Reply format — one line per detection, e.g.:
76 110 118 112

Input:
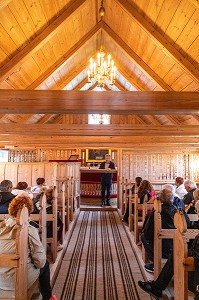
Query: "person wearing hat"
99 154 115 206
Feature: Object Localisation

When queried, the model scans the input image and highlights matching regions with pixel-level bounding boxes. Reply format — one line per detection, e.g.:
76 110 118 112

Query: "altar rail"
80 168 117 198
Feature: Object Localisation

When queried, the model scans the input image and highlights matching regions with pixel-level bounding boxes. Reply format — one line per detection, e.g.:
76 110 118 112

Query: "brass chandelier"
87 1 116 87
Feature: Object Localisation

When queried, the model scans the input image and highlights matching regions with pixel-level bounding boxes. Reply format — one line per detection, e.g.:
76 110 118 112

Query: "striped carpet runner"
53 211 150 300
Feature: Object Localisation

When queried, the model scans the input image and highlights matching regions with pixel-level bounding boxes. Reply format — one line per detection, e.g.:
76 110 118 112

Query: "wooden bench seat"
174 210 198 300
0 206 38 300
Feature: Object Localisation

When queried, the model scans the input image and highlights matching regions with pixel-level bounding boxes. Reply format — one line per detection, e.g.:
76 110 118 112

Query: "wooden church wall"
122 150 199 182
5 148 199 184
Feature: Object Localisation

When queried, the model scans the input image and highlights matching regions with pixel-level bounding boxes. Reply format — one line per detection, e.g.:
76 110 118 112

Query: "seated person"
122 176 142 223
175 176 187 200
142 184 189 273
32 187 64 251
138 233 199 300
31 177 46 193
0 194 56 300
123 179 155 224
183 179 197 208
0 180 15 214
12 181 33 199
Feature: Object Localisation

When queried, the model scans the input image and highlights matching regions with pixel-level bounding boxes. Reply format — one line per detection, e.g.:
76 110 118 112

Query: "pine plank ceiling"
0 0 198 148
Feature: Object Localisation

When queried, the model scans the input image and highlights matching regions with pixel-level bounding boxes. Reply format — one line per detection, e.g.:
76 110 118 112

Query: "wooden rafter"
115 0 199 83
191 115 199 123
0 0 87 83
36 114 55 124
114 80 128 91
0 124 199 137
165 115 181 125
57 65 88 90
144 115 162 125
0 90 198 115
102 22 173 91
135 116 147 125
74 78 89 90
26 21 102 90
116 66 142 91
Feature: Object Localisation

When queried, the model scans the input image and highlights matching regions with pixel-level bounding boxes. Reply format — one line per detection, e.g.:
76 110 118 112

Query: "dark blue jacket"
99 161 115 183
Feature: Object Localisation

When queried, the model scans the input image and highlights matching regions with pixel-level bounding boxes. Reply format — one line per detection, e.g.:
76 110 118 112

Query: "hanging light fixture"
87 0 116 87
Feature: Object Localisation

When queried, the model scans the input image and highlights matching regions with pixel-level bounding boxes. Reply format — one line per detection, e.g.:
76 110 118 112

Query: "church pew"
173 210 198 300
153 199 198 280
153 198 175 279
30 187 58 263
133 193 154 244
121 177 131 215
0 206 38 300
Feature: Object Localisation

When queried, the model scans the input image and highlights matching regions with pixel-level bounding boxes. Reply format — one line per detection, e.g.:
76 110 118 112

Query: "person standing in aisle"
99 154 115 206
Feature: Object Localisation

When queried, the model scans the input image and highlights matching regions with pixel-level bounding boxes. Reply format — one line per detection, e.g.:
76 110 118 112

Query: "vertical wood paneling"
32 163 45 186
122 151 199 181
17 164 32 185
5 164 18 186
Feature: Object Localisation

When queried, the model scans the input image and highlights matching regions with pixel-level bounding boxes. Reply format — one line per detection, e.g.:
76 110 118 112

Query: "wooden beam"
36 114 55 124
102 22 172 91
114 80 127 91
26 21 102 89
0 136 199 148
56 65 88 90
0 90 198 115
144 115 162 125
115 0 199 83
165 115 181 125
191 114 199 123
115 65 142 91
0 0 87 83
74 78 89 90
0 124 199 137
135 116 147 125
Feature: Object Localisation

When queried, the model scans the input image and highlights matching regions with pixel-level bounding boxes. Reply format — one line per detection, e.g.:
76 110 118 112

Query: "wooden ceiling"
0 0 198 149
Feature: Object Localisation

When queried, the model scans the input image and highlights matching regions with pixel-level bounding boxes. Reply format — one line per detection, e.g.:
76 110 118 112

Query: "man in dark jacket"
0 180 15 213
142 184 189 273
99 154 115 206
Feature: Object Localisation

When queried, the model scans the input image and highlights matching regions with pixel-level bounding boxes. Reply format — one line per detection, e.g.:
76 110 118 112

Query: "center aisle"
53 210 151 300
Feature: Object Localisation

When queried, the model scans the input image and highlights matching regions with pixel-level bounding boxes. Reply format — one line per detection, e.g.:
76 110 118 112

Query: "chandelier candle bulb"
87 49 116 87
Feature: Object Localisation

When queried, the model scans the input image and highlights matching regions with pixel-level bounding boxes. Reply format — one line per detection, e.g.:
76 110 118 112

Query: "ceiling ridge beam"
26 21 102 90
102 22 172 91
0 0 87 83
115 0 199 83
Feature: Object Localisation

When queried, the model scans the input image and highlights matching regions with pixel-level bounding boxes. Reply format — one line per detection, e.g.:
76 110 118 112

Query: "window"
0 150 9 162
88 114 110 125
